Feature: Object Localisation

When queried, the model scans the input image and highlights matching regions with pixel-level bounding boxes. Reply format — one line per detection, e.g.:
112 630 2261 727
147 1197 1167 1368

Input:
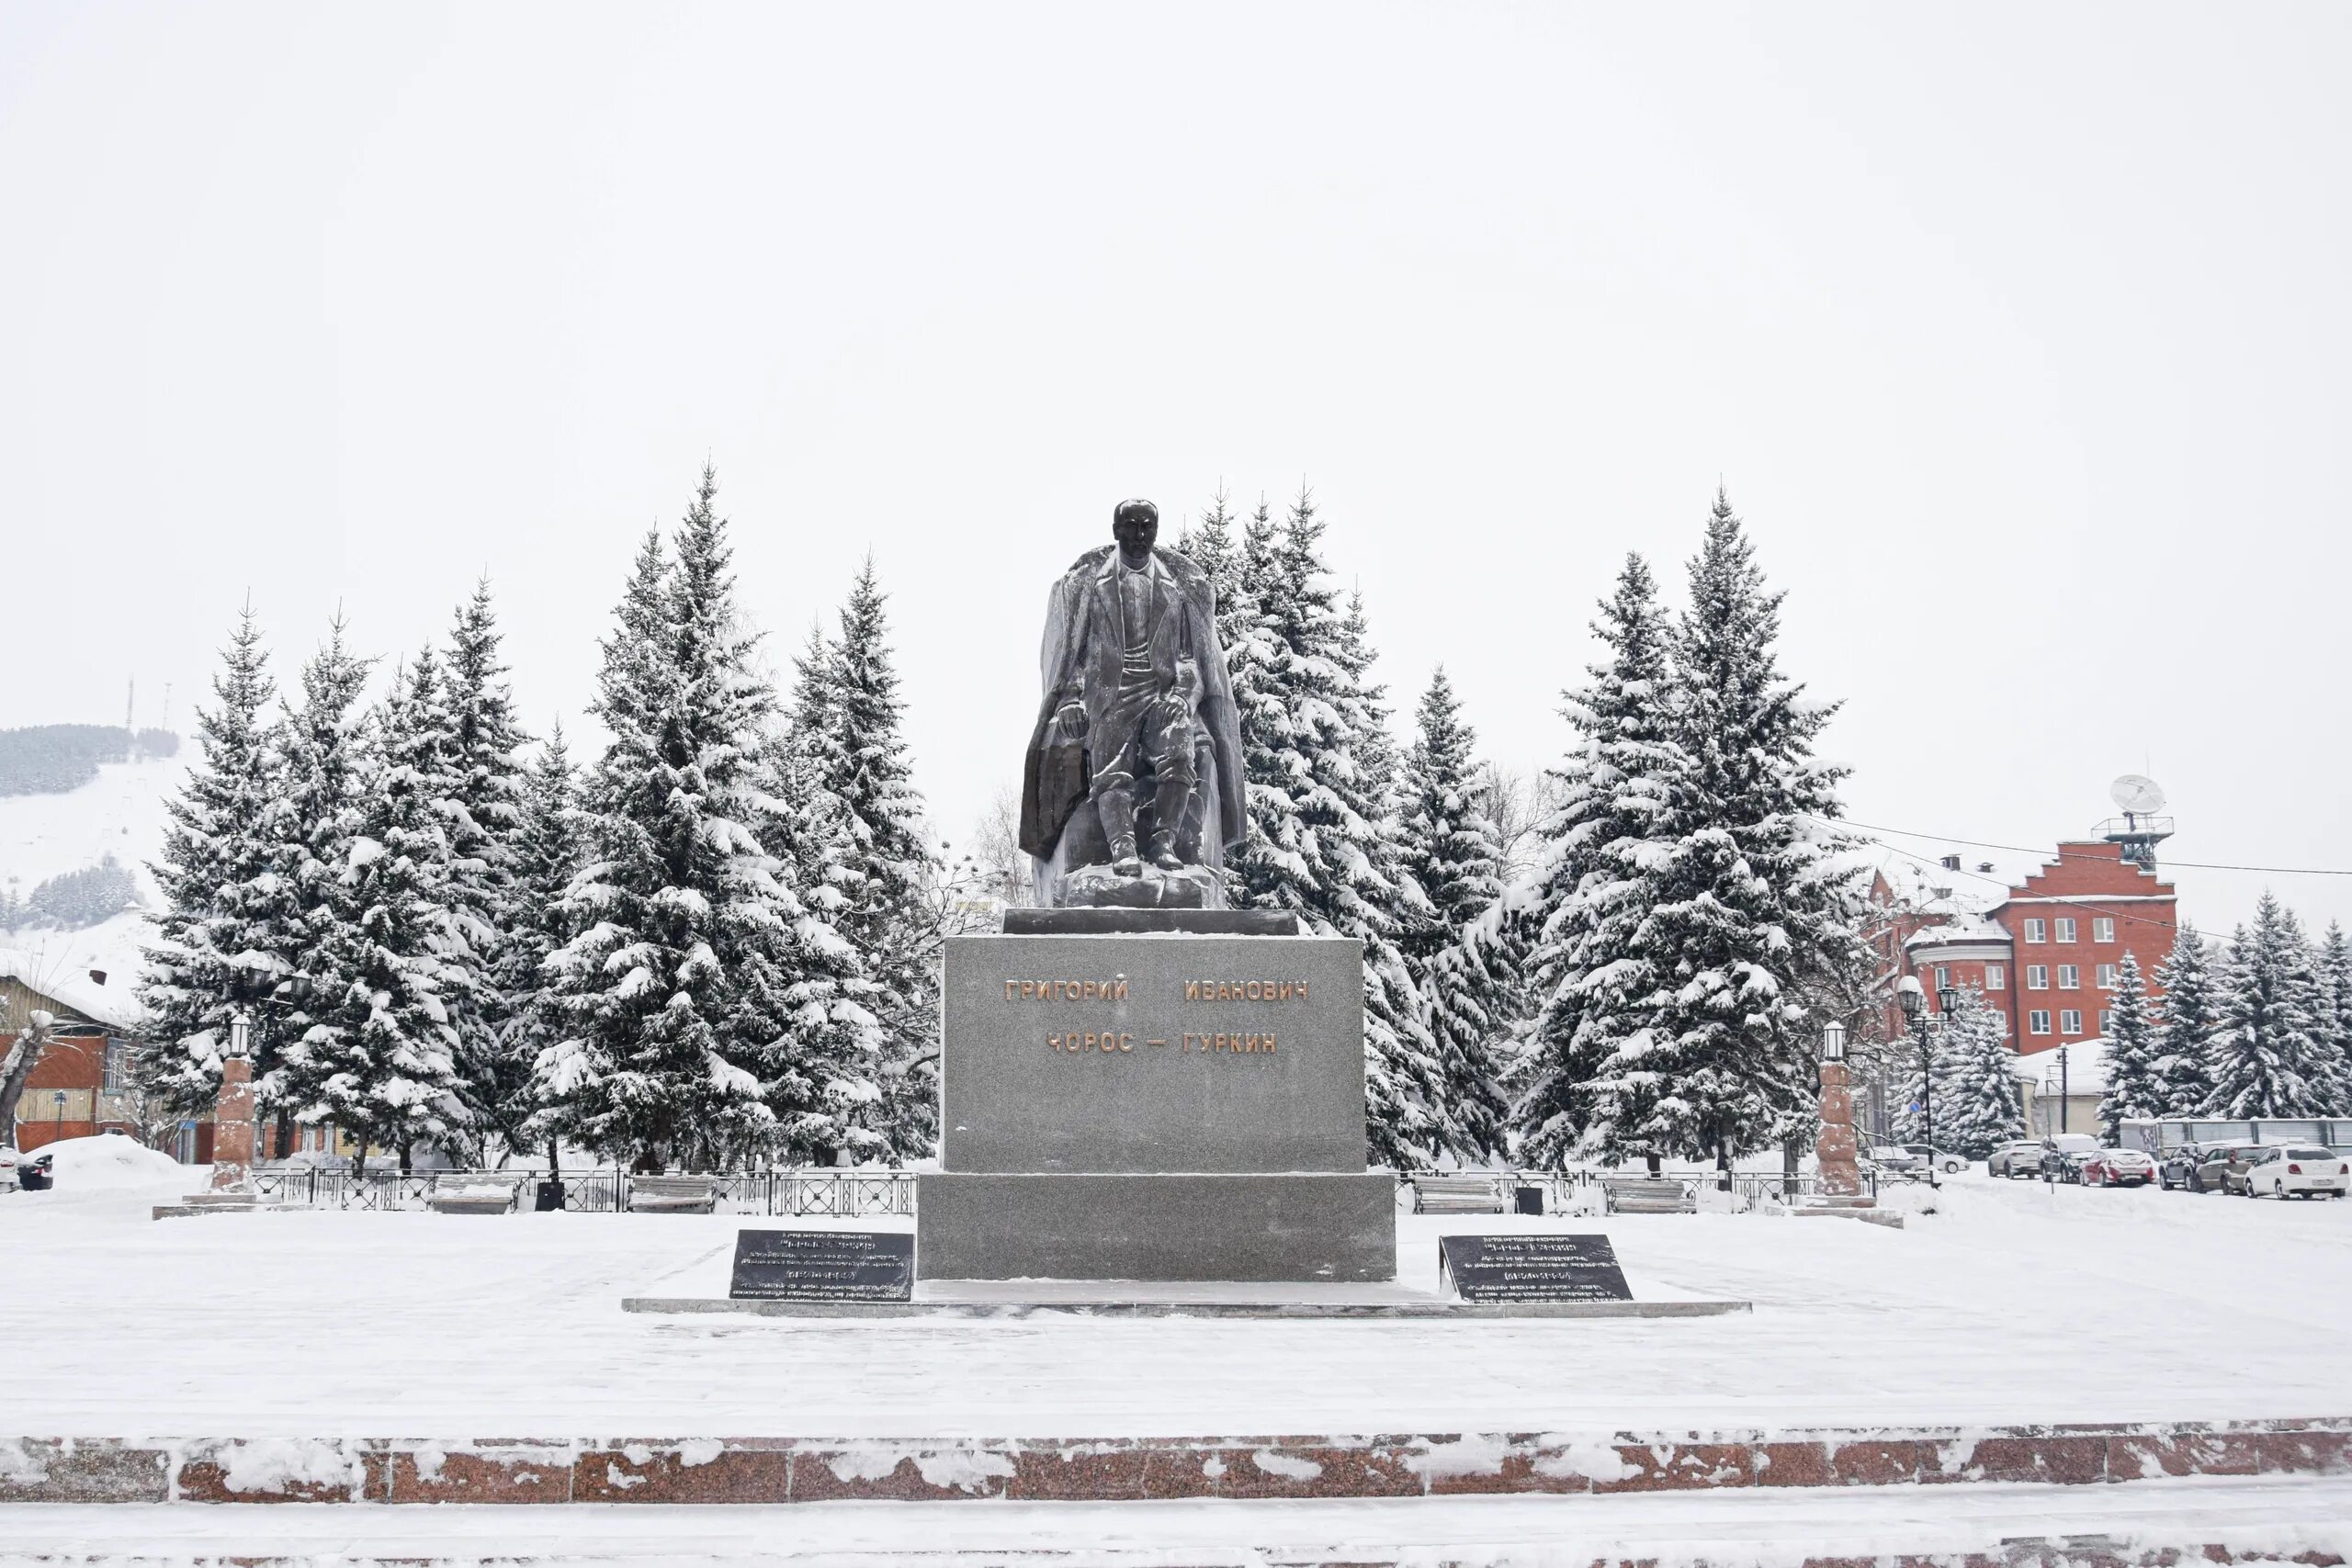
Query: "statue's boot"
1098 791 1142 877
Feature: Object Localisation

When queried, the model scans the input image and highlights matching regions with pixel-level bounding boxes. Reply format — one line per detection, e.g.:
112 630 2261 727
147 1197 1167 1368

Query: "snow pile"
31 1134 186 1190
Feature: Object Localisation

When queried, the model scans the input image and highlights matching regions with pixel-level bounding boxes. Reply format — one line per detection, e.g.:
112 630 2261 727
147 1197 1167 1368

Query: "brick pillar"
209 1056 255 1192
1816 1059 1868 1201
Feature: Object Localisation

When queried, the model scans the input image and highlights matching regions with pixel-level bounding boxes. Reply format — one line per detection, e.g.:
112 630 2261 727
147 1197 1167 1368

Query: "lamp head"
1937 985 1959 1016
1896 975 1925 1021
1822 1021 1848 1062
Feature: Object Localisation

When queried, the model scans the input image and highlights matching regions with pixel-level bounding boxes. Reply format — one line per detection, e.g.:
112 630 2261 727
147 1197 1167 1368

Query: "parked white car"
1902 1143 1968 1175
2240 1145 2351 1200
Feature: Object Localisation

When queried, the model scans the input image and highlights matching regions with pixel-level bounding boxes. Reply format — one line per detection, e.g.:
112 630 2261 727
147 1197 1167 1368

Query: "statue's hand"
1050 701 1088 744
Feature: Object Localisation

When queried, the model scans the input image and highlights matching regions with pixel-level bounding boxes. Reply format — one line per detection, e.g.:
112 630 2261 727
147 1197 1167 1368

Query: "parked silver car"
1988 1140 2047 1179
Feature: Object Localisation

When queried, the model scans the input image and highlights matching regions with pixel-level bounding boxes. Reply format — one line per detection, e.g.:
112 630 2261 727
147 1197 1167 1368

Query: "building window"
2027 964 2049 990
1985 964 2006 989
2057 964 2080 989
2097 963 2119 989
103 1038 127 1093
2060 1009 2083 1035
2098 1009 2113 1034
2093 918 2115 943
2054 917 2077 943
2024 919 2047 943
1934 964 1950 991
2029 1010 2052 1035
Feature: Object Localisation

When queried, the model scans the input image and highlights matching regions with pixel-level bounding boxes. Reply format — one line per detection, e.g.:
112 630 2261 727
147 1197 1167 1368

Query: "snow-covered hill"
0 754 185 1005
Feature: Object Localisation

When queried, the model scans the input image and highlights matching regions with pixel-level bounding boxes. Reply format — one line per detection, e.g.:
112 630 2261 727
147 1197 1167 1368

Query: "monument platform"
624 1278 1751 1317
919 1170 1395 1281
928 930 1390 1282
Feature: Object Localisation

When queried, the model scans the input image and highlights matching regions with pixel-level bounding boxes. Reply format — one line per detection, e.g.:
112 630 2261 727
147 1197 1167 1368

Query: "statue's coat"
1019 544 1244 875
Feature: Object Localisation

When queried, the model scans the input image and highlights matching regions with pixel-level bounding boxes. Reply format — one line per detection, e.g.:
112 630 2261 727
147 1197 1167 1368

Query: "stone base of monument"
917 1171 1396 1282
624 1281 1753 1319
1057 861 1220 909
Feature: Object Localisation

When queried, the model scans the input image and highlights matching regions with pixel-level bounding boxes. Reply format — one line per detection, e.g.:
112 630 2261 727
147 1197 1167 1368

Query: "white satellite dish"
2109 774 2166 815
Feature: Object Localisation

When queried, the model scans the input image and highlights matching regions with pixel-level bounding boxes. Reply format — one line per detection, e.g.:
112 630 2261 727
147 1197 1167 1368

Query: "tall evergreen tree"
1395 668 1510 1160
502 725 580 1164
250 617 374 1142
2207 893 2325 1120
1504 554 1690 1166
140 604 285 1111
797 559 939 1159
540 472 884 1169
2315 922 2352 1111
2099 952 2165 1143
276 648 469 1167
2153 921 2220 1115
441 581 532 1158
1625 491 1869 1169
1228 489 1450 1167
1175 488 1250 649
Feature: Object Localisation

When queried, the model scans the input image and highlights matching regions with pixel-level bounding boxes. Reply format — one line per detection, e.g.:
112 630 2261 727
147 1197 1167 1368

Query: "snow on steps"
3 1479 2351 1567
2 1419 2348 1505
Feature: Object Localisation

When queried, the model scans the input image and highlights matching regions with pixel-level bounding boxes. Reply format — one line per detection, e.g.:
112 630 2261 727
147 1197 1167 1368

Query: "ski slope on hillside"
0 756 182 997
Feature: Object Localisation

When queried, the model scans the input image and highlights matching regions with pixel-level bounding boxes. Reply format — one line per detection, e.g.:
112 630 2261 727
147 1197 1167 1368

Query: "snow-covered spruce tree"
276 648 469 1169
1632 491 1870 1171
2315 922 2352 1112
248 617 374 1145
500 725 580 1165
2153 921 2221 1115
799 558 938 1160
540 473 885 1170
440 581 532 1161
1175 487 1251 649
1228 490 1451 1168
2098 952 2165 1144
1906 986 2024 1157
2206 893 2325 1120
139 604 285 1111
1502 553 1691 1168
1395 667 1510 1162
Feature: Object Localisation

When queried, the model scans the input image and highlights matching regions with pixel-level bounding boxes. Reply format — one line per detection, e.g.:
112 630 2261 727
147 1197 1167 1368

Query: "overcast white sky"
3 3 2347 933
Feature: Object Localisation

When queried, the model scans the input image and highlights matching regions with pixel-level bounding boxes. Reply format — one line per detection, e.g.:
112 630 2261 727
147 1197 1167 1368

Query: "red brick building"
2 953 143 1152
1887 840 2179 1057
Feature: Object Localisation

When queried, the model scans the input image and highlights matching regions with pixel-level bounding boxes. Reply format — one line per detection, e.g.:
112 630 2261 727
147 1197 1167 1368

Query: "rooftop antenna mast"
2101 775 2174 872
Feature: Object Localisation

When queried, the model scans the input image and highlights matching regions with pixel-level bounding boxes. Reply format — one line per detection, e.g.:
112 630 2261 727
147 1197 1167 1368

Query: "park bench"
1411 1174 1507 1214
1601 1176 1697 1216
428 1172 526 1215
628 1175 719 1214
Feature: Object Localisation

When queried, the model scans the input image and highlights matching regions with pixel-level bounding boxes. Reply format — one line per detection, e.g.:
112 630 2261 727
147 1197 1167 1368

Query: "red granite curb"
1 1420 2346 1506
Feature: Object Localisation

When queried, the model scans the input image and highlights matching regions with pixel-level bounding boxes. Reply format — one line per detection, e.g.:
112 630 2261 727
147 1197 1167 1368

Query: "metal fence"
248 1165 1862 1215
247 1166 919 1216
1393 1168 1876 1213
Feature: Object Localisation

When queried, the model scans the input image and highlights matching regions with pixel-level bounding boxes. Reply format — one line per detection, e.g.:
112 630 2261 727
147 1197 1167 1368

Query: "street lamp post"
1897 976 1955 1190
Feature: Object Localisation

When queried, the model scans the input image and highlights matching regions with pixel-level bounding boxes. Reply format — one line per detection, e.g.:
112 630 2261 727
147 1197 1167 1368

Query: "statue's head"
1112 498 1159 563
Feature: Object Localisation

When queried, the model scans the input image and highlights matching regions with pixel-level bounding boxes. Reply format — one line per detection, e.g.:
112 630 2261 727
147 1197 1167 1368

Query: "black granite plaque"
1439 1234 1631 1303
729 1229 913 1302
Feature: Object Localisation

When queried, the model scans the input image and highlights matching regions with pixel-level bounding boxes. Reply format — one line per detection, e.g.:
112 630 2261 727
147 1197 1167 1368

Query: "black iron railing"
245 1165 1864 1215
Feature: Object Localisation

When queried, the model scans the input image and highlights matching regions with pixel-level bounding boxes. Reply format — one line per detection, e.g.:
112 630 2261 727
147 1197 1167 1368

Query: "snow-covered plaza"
8 1168 2345 1439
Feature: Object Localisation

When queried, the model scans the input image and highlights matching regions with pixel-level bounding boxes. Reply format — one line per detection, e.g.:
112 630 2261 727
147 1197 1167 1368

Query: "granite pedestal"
917 931 1391 1282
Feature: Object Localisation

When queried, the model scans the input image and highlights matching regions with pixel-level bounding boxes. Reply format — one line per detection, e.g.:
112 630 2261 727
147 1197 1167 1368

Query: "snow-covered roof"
2010 1036 2109 1096
0 947 142 1032
1875 854 2004 920
1904 912 2012 952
